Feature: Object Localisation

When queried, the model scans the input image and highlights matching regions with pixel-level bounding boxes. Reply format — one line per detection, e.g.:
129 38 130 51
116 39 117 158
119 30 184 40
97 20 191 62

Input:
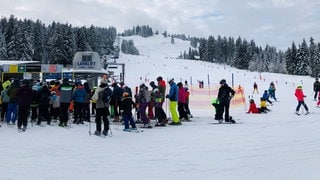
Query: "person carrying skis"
294 85 309 115
217 79 235 123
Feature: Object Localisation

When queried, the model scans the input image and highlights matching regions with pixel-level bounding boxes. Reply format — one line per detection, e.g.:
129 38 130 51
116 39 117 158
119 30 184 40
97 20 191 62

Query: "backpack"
103 87 112 103
40 93 50 104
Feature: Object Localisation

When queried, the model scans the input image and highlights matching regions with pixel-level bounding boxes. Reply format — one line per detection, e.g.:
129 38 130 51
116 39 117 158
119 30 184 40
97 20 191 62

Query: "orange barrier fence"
189 85 246 109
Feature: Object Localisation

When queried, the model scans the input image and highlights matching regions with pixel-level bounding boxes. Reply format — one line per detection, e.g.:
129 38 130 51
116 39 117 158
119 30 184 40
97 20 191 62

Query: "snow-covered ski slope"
1 35 320 180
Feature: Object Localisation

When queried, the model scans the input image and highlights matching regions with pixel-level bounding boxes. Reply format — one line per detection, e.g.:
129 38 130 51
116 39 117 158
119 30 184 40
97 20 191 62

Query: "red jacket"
247 102 260 113
295 88 305 101
178 87 186 103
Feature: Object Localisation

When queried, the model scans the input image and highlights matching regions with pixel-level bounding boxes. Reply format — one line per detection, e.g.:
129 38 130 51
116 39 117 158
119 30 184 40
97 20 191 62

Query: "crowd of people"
2 76 318 132
0 75 194 134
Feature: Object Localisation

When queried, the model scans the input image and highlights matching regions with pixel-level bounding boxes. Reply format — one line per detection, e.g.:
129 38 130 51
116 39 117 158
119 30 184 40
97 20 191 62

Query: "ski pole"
88 120 91 135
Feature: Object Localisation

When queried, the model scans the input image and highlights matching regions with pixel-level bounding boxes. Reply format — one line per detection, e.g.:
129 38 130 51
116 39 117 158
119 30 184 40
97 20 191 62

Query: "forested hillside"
0 15 319 77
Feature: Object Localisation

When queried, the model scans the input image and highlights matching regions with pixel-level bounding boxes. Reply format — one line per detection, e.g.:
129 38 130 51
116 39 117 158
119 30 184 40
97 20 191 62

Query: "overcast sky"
0 0 319 50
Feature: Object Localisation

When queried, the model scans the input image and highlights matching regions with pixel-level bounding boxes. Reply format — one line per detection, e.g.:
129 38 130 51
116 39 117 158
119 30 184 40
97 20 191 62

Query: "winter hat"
220 79 226 84
249 99 254 103
297 85 302 89
156 76 163 81
168 78 174 84
62 78 69 84
139 83 146 88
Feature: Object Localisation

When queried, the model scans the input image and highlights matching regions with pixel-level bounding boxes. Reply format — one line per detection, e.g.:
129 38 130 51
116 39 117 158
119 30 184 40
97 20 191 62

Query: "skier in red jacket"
294 85 309 115
246 99 262 114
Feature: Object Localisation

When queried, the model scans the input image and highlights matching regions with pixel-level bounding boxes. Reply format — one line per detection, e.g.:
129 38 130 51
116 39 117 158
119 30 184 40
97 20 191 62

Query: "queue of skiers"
1 76 317 131
0 76 194 133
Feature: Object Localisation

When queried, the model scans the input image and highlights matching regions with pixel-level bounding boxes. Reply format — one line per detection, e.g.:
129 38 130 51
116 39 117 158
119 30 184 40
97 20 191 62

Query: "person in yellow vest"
260 97 270 113
2 79 11 90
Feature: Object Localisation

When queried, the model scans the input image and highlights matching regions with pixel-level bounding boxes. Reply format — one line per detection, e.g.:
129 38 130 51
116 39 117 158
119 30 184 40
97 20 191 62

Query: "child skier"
247 99 262 114
49 91 60 121
262 90 273 105
120 92 137 131
260 97 271 113
294 85 309 115
212 97 222 122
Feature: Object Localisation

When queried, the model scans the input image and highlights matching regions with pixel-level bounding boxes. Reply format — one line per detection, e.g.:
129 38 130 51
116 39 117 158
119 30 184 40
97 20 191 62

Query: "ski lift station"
0 51 125 87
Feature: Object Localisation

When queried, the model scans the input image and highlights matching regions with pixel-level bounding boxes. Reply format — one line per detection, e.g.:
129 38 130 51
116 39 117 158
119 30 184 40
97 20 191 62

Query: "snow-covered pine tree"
296 39 309 75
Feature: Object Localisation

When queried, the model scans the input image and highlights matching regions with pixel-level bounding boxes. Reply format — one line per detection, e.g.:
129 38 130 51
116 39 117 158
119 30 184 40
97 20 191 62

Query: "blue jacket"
72 85 86 103
262 91 269 99
167 82 178 101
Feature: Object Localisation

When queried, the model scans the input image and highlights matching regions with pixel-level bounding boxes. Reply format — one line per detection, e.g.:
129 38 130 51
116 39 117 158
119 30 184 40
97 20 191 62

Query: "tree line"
0 15 319 77
0 15 117 66
183 36 320 77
